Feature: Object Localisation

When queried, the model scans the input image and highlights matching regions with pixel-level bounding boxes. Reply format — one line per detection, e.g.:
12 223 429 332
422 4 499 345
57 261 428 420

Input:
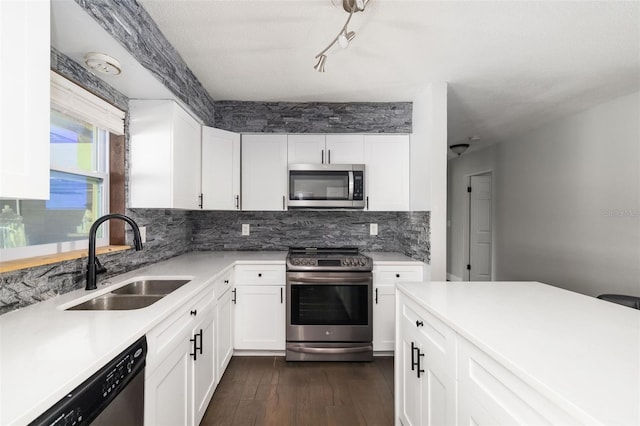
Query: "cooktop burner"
286 247 373 272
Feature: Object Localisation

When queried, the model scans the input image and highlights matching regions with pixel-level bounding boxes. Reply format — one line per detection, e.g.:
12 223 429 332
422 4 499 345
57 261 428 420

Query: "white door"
469 174 492 281
241 134 288 211
233 285 285 350
287 134 325 164
325 134 364 164
201 127 241 210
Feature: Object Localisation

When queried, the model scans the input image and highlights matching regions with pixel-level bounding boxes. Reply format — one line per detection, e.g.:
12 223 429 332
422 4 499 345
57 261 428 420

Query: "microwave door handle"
348 171 354 201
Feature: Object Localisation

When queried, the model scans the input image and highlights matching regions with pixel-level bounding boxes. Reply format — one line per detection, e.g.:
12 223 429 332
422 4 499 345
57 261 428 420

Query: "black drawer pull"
190 310 197 316
190 336 198 361
375 288 378 304
224 279 229 284
417 350 425 378
410 342 417 371
416 320 423 327
396 273 400 278
232 288 237 304
258 273 262 277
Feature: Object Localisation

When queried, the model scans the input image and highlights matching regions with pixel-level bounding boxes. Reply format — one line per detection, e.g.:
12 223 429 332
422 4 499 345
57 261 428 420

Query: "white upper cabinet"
201 127 240 210
364 135 410 211
129 100 201 209
242 134 288 211
0 0 50 200
287 134 364 164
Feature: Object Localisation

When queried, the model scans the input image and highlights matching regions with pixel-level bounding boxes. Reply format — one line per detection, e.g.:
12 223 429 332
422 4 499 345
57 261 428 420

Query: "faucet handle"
95 258 107 275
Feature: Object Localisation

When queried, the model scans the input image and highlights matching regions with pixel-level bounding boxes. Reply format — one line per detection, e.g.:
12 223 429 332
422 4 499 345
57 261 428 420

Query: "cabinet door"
287 134 325 164
241 134 288 211
172 105 201 209
215 287 234 382
202 126 241 210
233 285 285 350
0 0 50 199
325 134 364 164
397 321 422 425
145 340 191 426
364 135 410 211
373 285 395 351
191 310 216 426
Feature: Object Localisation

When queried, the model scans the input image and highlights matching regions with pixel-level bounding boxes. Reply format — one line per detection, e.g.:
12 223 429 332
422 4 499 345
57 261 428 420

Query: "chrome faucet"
86 214 143 290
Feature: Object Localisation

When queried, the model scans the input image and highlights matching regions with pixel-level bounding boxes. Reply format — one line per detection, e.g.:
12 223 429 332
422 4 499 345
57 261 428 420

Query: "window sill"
0 245 131 273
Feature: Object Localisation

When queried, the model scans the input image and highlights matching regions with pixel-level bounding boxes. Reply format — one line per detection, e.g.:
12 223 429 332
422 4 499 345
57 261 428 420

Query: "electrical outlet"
370 223 378 236
242 224 250 236
139 226 147 243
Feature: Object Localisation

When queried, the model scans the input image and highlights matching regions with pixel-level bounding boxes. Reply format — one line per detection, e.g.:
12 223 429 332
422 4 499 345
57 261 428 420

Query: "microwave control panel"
353 171 364 200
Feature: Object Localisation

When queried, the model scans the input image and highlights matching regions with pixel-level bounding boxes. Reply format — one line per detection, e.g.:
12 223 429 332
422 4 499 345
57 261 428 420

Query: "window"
0 72 124 262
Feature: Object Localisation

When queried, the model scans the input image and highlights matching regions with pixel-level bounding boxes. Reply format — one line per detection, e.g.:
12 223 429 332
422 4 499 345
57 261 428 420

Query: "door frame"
462 170 494 281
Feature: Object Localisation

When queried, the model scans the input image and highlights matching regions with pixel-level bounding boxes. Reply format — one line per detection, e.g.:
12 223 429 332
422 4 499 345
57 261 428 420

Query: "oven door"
286 271 373 343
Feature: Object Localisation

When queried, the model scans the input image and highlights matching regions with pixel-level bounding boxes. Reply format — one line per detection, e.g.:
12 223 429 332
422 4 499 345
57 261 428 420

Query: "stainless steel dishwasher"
29 336 147 426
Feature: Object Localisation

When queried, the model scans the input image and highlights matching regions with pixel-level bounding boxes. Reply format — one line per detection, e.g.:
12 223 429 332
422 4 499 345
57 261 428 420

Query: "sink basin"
67 294 164 311
110 279 191 296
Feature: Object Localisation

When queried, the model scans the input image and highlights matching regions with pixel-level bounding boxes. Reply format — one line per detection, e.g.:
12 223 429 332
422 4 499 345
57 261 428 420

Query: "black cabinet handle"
321 149 324 164
282 195 286 210
232 288 237 304
366 196 369 210
190 335 198 361
375 288 378 304
417 350 425 378
224 279 229 284
235 194 239 210
198 329 203 355
416 320 423 327
280 287 283 304
410 342 417 371
396 273 400 278
328 149 331 164
258 273 262 277
190 310 197 316
198 193 203 209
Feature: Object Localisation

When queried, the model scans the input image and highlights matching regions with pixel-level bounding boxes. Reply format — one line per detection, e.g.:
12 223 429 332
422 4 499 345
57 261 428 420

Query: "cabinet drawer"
214 268 233 298
375 265 423 283
146 287 215 371
400 296 454 357
235 264 285 285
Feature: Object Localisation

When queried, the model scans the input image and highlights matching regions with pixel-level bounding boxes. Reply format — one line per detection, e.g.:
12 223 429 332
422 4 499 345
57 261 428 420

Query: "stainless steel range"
286 247 373 361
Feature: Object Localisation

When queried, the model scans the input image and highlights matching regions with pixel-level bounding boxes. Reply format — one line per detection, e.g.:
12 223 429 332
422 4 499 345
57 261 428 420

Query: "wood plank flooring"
201 356 394 426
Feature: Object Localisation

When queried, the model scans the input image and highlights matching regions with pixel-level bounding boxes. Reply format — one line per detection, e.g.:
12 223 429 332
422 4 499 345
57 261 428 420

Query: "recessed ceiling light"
84 52 122 76
468 135 481 141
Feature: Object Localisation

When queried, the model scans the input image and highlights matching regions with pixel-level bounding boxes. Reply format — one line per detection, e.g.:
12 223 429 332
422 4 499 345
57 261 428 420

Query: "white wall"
412 83 448 280
448 91 640 297
496 91 639 297
447 146 498 280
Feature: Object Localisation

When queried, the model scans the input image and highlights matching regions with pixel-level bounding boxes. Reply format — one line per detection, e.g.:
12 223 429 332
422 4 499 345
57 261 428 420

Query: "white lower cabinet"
373 264 424 352
233 264 286 351
215 273 234 381
145 288 216 426
233 285 285 350
395 295 457 425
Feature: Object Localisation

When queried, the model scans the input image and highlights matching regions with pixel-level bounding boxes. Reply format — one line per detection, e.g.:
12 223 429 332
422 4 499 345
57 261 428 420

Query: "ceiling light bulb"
314 55 327 72
338 31 356 48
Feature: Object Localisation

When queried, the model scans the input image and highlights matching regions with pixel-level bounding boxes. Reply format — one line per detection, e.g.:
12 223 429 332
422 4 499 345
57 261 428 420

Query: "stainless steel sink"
67 294 164 311
110 279 191 296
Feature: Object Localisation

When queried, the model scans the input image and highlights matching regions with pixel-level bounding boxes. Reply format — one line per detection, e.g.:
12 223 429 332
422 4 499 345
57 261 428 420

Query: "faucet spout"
86 214 143 290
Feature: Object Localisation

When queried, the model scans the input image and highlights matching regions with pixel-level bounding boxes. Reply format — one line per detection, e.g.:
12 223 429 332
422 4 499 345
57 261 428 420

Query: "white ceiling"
57 0 640 150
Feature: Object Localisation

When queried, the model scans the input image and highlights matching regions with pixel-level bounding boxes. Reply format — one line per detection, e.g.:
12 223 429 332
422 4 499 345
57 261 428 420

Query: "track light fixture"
314 0 370 72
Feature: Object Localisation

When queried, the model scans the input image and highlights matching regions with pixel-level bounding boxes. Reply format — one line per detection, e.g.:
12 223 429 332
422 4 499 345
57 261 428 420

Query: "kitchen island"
395 281 640 425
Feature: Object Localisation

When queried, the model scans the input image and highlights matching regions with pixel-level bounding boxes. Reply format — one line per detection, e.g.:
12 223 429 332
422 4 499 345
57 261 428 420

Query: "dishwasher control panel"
28 336 147 426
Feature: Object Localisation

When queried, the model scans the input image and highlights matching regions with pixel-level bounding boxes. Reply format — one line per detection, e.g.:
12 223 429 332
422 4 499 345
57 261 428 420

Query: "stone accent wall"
74 0 216 125
213 101 412 133
191 211 430 263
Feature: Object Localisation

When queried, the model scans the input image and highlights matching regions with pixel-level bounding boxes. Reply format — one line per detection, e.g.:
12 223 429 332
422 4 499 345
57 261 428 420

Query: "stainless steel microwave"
288 164 365 209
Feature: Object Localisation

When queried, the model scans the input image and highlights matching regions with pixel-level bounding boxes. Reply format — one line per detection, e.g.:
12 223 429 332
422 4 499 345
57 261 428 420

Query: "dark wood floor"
201 356 394 426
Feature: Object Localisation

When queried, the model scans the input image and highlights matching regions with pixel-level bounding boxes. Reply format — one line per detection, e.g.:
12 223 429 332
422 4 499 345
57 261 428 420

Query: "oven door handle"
287 344 373 355
288 277 371 284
